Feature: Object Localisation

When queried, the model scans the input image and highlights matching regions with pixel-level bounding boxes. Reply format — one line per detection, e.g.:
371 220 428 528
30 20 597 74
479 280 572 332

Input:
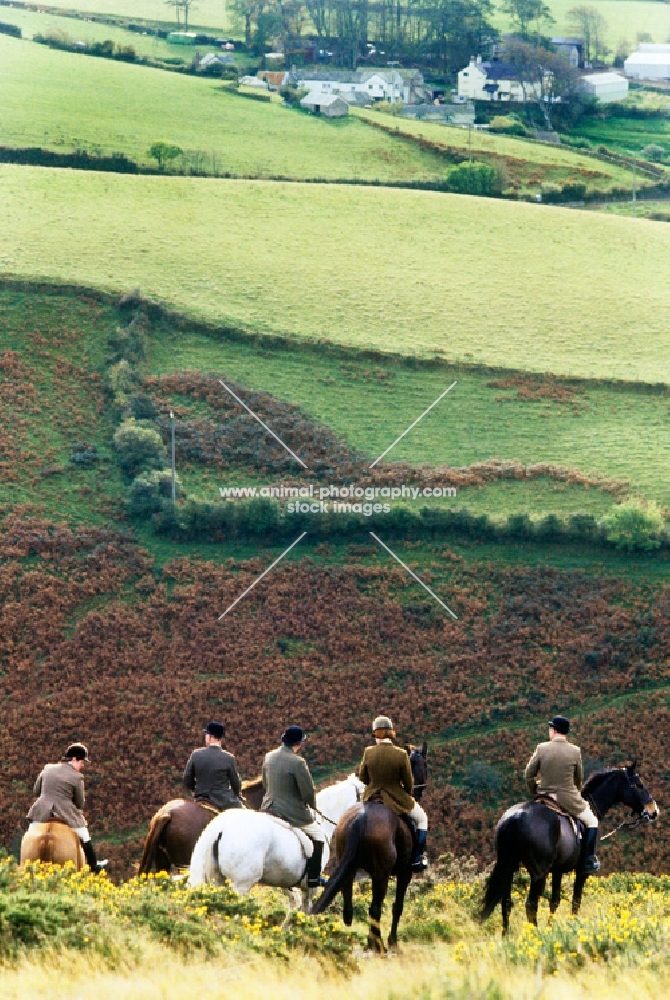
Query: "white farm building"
624 44 670 81
581 72 629 103
292 69 425 105
299 93 349 117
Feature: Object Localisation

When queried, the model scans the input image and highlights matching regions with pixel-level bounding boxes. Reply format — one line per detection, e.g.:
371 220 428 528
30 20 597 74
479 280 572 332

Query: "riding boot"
411 829 429 873
82 840 109 875
306 840 324 888
580 827 600 874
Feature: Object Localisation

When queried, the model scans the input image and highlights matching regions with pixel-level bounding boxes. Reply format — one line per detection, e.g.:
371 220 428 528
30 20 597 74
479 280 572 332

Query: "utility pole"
170 410 176 505
468 122 473 164
632 159 637 218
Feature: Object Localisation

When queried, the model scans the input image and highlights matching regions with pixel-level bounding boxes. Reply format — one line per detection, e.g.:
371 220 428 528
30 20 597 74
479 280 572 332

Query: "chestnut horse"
312 743 428 952
139 777 264 874
20 820 85 870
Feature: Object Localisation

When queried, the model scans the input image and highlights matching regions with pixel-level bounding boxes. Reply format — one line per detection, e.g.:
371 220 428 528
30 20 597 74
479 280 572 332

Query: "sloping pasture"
1 166 669 382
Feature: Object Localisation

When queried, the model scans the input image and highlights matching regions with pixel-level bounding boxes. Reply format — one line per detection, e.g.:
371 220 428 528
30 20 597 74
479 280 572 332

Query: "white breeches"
299 817 326 843
577 805 598 829
28 823 90 842
408 802 428 832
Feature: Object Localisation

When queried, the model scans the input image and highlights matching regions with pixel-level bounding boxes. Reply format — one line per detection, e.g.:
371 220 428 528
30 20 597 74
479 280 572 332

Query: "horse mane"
582 768 620 796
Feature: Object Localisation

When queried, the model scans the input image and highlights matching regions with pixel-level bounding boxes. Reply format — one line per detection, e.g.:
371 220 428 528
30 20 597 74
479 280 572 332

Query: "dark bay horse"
481 764 659 934
312 743 428 952
139 777 264 874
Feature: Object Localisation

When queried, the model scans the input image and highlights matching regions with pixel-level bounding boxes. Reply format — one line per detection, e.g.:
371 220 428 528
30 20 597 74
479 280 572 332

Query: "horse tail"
312 809 366 915
479 814 520 922
139 809 173 875
188 819 221 887
37 831 55 864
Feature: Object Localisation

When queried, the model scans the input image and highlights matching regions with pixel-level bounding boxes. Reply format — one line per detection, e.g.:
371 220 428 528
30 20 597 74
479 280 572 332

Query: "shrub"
642 143 665 162
446 162 499 196
113 419 167 476
148 142 184 171
561 181 587 201
600 499 665 552
0 21 21 38
68 442 99 466
540 182 562 203
464 760 502 800
489 115 528 137
108 359 140 408
129 469 180 516
279 84 308 107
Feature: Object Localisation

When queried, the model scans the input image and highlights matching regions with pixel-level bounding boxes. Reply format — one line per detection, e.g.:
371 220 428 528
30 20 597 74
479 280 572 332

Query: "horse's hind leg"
368 874 389 954
342 875 355 926
525 875 546 926
550 871 563 916
388 868 411 951
572 872 588 915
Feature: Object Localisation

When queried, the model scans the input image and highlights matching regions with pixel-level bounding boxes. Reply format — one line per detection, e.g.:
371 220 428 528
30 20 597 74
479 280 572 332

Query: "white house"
292 68 424 105
581 72 629 103
624 44 670 81
458 56 540 102
300 93 349 117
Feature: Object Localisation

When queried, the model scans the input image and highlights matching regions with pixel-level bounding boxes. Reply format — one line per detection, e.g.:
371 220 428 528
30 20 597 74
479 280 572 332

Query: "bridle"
592 767 657 841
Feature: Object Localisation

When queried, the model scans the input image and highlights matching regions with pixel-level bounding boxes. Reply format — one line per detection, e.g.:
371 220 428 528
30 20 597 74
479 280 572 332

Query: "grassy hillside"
0 35 448 181
11 0 231 31
2 167 670 382
493 0 670 53
361 112 646 196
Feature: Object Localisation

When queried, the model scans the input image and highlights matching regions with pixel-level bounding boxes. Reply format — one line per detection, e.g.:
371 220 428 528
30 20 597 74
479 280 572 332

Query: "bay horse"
139 777 265 874
20 820 85 870
481 763 659 935
312 743 429 952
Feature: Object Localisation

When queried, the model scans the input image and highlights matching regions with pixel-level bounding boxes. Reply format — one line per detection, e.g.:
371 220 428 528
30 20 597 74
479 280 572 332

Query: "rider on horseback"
359 715 429 873
525 716 600 874
260 725 326 889
27 743 108 874
182 721 243 811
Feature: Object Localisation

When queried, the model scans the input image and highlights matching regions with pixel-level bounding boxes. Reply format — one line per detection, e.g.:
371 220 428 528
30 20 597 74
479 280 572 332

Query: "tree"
501 0 553 38
505 39 581 129
148 141 183 171
601 500 665 552
165 0 197 30
113 419 168 477
567 5 608 64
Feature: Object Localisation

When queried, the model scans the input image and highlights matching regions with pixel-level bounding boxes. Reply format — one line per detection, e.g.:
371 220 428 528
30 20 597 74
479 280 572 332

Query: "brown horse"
312 744 428 952
139 778 264 874
20 820 85 870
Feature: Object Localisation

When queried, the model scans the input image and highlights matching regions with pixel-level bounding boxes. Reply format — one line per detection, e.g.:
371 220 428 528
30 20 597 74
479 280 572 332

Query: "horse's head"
621 762 660 823
584 762 659 823
407 741 428 802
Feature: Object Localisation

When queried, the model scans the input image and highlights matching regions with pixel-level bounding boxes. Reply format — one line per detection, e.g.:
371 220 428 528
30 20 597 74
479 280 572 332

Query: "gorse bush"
446 162 499 197
113 419 167 476
601 499 666 551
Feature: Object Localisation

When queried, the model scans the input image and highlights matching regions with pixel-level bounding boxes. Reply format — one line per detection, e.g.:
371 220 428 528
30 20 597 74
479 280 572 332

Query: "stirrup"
411 854 429 873
582 855 600 874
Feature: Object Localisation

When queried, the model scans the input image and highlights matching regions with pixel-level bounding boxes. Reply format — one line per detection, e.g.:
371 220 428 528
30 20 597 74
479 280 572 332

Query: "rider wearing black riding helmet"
525 716 600 874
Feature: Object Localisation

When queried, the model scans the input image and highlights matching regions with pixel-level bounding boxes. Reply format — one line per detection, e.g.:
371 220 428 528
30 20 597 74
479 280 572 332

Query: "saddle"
194 798 220 818
534 794 581 839
263 813 314 859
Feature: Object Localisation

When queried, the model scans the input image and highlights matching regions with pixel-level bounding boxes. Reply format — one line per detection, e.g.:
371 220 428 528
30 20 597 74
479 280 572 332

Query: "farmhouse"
551 36 584 68
624 44 670 81
292 68 425 105
300 93 349 117
257 70 290 90
581 72 628 103
458 56 538 102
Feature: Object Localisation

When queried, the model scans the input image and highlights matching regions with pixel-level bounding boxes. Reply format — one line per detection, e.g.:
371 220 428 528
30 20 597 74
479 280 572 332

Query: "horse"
188 774 365 913
311 742 430 953
139 777 265 874
20 820 85 870
480 763 660 935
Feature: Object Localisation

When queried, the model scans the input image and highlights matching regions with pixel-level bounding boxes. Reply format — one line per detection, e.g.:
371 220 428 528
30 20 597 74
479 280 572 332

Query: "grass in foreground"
3 169 670 382
1 860 670 1000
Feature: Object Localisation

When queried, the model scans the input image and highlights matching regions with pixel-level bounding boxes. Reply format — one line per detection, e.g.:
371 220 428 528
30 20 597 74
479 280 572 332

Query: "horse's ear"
421 741 427 759
627 759 637 774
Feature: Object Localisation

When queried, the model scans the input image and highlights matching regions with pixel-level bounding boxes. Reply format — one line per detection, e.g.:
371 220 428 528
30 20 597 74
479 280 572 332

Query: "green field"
493 0 670 53
0 8 226 60
0 35 451 180
2 166 670 383
361 110 647 195
11 0 232 31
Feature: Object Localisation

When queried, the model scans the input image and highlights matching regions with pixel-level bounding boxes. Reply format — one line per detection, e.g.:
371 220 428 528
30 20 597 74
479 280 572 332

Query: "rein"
600 815 646 841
